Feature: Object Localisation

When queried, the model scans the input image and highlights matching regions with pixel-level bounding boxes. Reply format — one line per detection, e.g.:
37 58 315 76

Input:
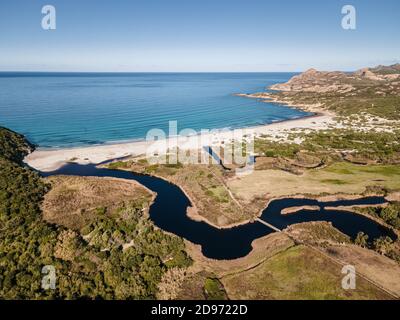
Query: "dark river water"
43 163 393 260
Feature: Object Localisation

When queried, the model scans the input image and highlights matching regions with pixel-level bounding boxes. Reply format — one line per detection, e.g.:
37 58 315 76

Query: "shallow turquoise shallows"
0 72 309 148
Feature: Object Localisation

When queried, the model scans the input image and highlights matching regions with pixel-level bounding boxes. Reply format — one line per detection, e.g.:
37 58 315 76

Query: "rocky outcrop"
270 69 353 93
354 68 383 81
269 63 400 94
371 63 400 74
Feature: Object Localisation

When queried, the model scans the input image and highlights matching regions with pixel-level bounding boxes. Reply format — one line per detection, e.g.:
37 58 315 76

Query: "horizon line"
0 69 354 74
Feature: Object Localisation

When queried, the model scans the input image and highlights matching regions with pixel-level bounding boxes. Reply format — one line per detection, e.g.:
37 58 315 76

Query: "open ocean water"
0 72 310 148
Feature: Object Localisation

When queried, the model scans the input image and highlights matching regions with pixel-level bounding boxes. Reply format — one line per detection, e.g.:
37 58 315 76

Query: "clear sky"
0 0 399 72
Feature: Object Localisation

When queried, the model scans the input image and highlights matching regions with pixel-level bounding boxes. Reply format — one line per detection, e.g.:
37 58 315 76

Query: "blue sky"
0 0 399 72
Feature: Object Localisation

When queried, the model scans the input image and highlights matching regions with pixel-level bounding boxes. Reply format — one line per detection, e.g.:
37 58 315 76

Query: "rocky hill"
270 69 352 93
371 64 400 75
270 64 400 94
243 64 400 119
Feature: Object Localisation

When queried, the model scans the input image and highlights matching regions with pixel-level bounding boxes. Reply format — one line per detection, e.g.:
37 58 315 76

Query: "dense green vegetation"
0 127 34 164
107 161 130 169
203 278 227 300
0 157 57 299
330 95 400 120
300 129 400 162
357 204 400 230
354 231 399 262
0 127 191 299
255 139 301 159
353 203 400 263
354 232 369 248
256 129 400 166
289 91 400 120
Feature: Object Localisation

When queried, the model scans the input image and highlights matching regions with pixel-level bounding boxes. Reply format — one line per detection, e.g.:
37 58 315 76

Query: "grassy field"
203 278 228 300
181 224 400 299
221 245 391 300
185 232 295 277
178 233 295 300
228 162 400 203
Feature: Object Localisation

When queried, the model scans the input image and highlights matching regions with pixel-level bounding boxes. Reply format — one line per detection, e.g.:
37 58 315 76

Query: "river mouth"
42 162 395 260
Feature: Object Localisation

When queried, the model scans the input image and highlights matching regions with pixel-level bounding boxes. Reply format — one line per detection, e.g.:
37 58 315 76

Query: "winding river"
43 163 394 260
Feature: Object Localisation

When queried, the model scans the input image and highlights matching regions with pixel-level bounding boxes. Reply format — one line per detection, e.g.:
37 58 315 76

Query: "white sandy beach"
24 113 336 172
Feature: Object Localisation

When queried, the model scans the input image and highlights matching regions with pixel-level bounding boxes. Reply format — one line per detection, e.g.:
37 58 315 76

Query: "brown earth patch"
184 232 295 278
221 245 391 300
320 244 400 297
281 205 320 215
42 175 153 231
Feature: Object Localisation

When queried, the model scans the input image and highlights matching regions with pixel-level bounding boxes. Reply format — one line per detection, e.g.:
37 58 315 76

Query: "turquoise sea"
0 72 310 148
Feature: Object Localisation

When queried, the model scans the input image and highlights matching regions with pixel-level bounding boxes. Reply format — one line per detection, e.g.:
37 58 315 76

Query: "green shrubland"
0 127 191 299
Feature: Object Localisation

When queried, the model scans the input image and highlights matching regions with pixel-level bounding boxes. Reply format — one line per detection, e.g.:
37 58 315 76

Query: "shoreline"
24 111 335 172
235 92 330 115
